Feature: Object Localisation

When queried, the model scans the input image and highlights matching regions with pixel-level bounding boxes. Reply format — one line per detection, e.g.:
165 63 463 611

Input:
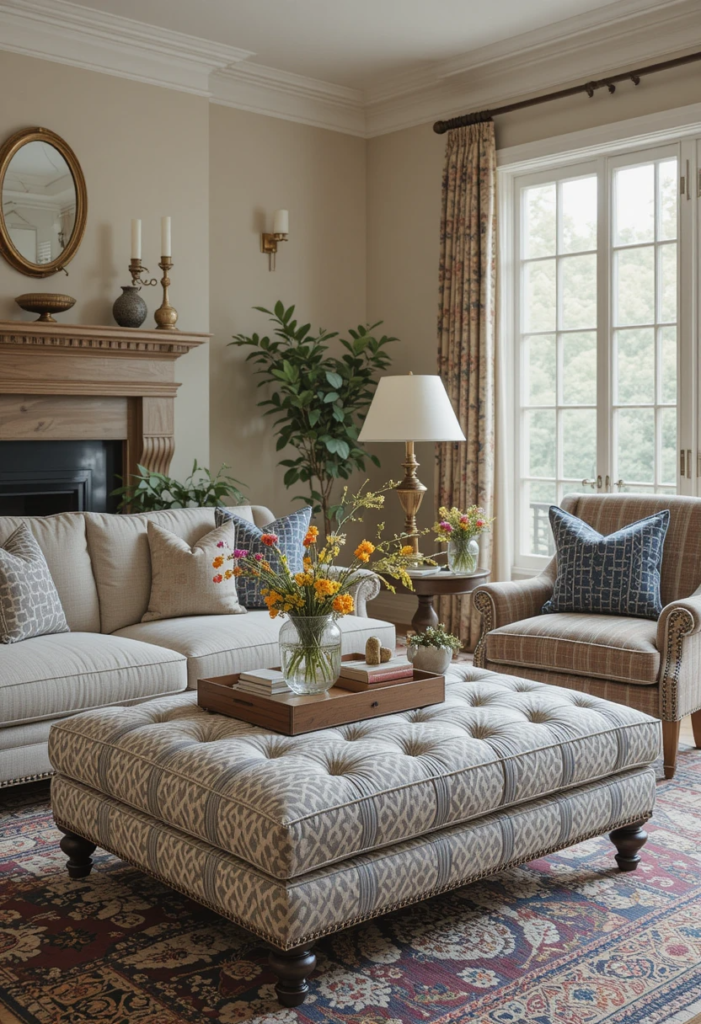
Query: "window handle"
688 450 692 480
581 478 597 490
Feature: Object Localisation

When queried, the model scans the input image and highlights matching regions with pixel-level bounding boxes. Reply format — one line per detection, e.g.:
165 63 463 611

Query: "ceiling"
65 0 633 90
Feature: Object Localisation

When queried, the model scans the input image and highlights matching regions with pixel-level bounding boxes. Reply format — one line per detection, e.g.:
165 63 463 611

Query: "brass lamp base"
394 440 427 557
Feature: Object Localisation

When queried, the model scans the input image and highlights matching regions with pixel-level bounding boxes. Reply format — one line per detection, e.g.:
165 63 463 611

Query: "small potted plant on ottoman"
407 624 461 674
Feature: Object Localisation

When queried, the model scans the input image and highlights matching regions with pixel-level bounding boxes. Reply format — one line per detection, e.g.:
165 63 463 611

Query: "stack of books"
235 668 290 697
337 656 414 692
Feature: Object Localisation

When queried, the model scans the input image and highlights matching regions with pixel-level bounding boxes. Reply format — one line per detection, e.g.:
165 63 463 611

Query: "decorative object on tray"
235 667 290 696
364 635 392 664
336 653 413 691
15 292 75 322
358 373 466 557
407 623 461 674
213 482 418 694
434 504 494 575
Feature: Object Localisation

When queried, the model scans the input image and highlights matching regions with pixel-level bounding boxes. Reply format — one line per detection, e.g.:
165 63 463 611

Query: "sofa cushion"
486 612 660 686
85 505 274 634
0 513 99 632
115 612 396 688
142 521 245 622
543 506 669 620
0 632 187 728
215 506 312 608
48 668 660 880
0 525 69 643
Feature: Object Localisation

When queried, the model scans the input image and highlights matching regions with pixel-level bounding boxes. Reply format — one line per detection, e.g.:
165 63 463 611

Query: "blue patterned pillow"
214 506 312 608
542 506 669 620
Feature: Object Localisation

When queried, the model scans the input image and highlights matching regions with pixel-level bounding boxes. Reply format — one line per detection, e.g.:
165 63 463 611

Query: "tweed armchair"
473 493 701 779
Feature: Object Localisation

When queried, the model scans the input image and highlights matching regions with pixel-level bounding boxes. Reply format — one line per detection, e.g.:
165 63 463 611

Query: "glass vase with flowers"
213 483 419 694
433 505 494 575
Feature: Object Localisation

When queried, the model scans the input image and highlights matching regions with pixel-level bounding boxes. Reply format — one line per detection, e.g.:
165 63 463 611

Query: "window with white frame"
511 141 690 567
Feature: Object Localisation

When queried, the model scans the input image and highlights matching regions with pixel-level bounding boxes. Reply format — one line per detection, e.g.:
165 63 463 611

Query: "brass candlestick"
129 258 157 288
154 257 178 330
395 440 427 557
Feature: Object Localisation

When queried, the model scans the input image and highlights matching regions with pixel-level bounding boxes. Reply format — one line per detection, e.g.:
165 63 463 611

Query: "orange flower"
303 556 313 570
314 578 341 597
332 593 354 615
233 566 243 576
212 555 225 569
212 574 223 584
354 540 375 563
303 526 319 548
261 534 278 547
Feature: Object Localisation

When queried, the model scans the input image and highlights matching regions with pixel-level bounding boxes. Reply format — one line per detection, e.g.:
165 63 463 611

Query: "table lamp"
358 373 465 555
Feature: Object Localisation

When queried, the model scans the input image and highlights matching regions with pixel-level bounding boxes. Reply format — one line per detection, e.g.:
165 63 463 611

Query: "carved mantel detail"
0 320 209 479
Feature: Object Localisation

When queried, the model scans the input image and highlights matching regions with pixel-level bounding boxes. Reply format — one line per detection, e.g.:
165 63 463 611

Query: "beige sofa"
0 506 395 788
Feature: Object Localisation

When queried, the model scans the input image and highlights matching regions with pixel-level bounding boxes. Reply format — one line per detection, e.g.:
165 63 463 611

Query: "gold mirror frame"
0 127 88 278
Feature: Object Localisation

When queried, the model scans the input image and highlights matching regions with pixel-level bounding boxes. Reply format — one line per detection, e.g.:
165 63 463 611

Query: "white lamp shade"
358 374 465 442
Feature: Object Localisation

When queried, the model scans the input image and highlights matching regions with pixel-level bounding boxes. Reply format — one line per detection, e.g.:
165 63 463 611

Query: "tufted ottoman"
49 665 660 1007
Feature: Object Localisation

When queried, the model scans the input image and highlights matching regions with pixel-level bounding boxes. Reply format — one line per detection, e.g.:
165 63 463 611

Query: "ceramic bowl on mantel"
15 293 76 323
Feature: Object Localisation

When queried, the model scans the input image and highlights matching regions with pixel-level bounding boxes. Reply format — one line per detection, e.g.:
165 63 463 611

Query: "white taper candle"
161 216 172 258
131 218 141 260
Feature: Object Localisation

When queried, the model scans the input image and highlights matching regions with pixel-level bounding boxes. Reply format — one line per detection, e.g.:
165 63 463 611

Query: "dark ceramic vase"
113 285 147 328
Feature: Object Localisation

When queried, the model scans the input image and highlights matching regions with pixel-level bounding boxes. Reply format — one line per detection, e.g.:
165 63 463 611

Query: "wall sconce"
261 209 289 271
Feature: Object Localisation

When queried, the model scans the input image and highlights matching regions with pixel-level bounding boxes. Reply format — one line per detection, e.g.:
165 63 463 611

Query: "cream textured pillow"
142 521 245 622
0 523 69 643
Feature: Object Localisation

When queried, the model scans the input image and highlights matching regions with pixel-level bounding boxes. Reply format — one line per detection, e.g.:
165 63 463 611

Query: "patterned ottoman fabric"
48 666 661 881
50 766 656 949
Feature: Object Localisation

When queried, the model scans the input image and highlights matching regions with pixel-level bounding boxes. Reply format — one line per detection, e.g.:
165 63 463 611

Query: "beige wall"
209 104 367 515
0 51 210 479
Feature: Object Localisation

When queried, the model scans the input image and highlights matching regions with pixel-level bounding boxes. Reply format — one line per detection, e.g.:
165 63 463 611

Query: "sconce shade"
358 374 465 442
273 209 289 234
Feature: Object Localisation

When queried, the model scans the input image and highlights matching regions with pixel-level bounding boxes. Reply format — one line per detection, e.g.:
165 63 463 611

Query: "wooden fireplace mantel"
0 320 209 478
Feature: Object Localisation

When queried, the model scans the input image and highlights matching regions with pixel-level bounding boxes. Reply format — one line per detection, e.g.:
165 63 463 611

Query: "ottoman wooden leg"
609 820 648 872
58 827 96 879
269 945 316 1007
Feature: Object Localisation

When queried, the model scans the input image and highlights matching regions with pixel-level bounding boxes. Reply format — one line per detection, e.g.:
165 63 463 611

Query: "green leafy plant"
112 460 246 513
230 301 396 534
409 624 462 652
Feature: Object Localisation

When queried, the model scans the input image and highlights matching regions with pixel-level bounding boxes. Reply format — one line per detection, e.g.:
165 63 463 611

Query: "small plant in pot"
407 624 462 675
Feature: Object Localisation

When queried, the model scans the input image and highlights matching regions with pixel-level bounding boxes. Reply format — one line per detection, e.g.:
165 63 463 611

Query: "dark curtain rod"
433 50 701 134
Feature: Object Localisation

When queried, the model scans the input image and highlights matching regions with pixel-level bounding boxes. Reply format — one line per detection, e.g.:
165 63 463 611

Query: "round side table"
396 569 490 633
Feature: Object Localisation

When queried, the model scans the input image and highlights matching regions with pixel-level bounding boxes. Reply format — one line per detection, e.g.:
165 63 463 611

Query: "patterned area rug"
1 749 701 1024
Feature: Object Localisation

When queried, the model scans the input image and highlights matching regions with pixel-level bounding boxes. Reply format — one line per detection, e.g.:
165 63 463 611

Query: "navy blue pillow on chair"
542 505 670 620
214 506 312 608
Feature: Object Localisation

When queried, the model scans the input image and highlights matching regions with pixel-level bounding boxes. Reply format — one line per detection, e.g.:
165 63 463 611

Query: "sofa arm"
327 566 381 618
657 594 701 720
473 572 555 667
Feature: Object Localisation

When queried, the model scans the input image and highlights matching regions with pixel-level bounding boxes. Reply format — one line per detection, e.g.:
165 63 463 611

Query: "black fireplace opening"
0 440 123 516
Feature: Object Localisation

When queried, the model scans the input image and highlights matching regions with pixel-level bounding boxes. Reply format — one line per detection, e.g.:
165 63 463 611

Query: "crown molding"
0 0 254 96
210 64 366 136
0 0 697 137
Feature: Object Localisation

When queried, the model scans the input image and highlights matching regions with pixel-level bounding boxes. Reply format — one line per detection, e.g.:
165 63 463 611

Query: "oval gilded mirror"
0 127 87 277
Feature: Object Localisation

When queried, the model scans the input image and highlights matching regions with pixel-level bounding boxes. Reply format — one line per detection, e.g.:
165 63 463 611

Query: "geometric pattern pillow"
542 505 670 620
214 506 312 608
0 523 69 643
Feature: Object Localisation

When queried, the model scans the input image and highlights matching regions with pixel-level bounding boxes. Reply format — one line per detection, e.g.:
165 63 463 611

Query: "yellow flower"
314 578 341 597
295 572 314 587
332 593 354 615
303 556 313 570
400 545 414 556
354 540 375 563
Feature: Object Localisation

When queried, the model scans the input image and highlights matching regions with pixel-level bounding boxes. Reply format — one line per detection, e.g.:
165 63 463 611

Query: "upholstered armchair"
473 494 701 779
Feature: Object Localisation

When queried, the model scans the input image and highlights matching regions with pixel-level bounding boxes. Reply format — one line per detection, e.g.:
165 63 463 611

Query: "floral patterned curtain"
435 121 497 650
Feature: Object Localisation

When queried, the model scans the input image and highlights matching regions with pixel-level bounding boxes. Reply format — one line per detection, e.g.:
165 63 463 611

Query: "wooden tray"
197 668 445 736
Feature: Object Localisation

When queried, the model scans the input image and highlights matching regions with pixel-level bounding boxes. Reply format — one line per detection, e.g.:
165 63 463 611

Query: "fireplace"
0 440 123 516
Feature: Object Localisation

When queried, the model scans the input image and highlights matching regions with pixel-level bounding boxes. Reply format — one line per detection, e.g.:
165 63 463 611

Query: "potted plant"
433 505 494 575
407 624 462 674
213 482 417 694
230 302 396 534
112 461 246 512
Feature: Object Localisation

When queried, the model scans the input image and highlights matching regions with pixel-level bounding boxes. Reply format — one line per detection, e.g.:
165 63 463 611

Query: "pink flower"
476 519 484 527
440 521 453 533
216 541 225 548
233 549 249 559
459 515 469 524
254 552 264 561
